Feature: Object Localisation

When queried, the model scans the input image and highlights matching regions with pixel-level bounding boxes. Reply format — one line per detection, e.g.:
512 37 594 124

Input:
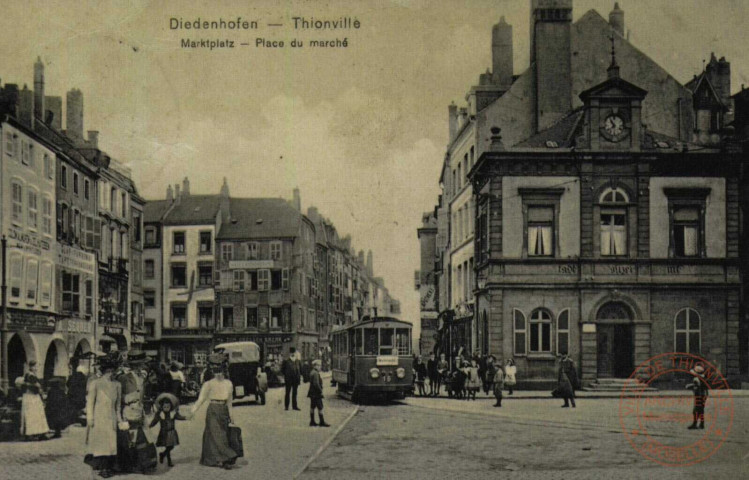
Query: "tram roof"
332 317 412 332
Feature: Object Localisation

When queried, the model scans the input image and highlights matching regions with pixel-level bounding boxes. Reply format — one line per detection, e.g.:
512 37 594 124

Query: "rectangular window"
379 328 394 355
673 207 700 257
198 304 214 328
85 215 94 247
85 279 93 316
258 269 270 291
171 263 186 288
271 270 282 290
198 264 213 286
144 259 155 278
396 328 411 355
25 259 38 304
73 172 79 195
513 309 526 356
173 231 185 254
84 179 90 200
62 272 80 314
5 131 15 157
246 307 258 329
171 304 187 328
60 165 67 189
44 154 52 179
39 262 52 307
528 206 554 256
133 214 141 243
20 140 29 165
121 192 127 217
529 310 552 353
145 227 156 245
281 268 289 290
270 307 282 329
12 182 23 225
221 243 233 261
675 309 701 353
199 231 212 253
600 211 626 256
9 254 23 300
270 241 282 260
222 306 234 328
557 310 569 355
247 270 258 291
247 242 258 259
144 290 155 308
233 270 245 291
27 189 38 230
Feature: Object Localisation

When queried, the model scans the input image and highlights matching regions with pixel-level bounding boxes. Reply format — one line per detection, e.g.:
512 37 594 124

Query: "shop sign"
57 244 96 275
8 310 56 333
56 318 92 334
229 260 274 269
7 226 51 255
214 333 292 344
104 326 124 335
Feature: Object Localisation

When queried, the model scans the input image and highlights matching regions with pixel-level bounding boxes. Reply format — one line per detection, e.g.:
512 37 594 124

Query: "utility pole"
1 235 8 392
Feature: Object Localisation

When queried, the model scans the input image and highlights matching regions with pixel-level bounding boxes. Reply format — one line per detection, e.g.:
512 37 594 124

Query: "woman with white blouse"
189 362 238 469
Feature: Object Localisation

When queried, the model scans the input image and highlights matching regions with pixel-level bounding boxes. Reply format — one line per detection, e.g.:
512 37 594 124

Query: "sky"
1 0 748 344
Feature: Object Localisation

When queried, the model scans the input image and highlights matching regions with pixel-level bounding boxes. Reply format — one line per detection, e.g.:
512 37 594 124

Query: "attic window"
656 141 670 149
545 141 559 149
256 219 263 224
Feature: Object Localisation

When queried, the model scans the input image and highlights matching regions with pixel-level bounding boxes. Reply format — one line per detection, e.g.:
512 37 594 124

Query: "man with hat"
307 359 330 427
115 350 155 473
686 364 709 429
281 348 302 411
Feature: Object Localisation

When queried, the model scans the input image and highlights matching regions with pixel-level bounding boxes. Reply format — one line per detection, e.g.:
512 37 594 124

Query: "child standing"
256 367 268 405
149 393 185 467
493 363 505 407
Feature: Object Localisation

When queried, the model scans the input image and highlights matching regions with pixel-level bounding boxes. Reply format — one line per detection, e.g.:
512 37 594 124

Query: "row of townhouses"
0 59 399 389
143 181 401 368
417 0 749 388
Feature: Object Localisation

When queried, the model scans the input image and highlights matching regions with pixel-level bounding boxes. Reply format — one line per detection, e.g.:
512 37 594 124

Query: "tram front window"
396 328 411 355
364 328 378 355
379 328 394 355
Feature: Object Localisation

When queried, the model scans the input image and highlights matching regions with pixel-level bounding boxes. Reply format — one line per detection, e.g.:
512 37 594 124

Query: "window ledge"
525 353 557 361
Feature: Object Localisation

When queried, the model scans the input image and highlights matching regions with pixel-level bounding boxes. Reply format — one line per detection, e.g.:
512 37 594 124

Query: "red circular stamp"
618 352 734 467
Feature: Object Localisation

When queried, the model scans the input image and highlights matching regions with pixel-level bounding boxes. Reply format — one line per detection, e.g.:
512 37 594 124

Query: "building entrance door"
596 324 633 377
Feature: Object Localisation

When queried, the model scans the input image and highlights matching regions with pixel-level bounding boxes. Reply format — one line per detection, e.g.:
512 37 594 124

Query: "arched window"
513 309 526 355
675 308 701 353
529 309 553 353
599 187 629 256
557 309 570 355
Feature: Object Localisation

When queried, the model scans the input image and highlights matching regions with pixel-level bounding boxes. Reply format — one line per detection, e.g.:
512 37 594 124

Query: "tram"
330 317 413 402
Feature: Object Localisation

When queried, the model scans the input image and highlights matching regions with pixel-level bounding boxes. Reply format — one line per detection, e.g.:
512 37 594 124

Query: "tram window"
356 329 363 355
364 328 378 355
396 328 411 356
349 330 355 354
379 328 394 355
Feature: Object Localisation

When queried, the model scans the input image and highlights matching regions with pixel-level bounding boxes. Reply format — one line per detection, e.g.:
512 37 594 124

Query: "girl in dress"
504 359 517 395
149 393 186 467
20 360 50 441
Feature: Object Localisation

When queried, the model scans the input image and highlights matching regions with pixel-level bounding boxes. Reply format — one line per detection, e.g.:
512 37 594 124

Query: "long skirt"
116 425 150 472
20 393 49 436
200 403 238 467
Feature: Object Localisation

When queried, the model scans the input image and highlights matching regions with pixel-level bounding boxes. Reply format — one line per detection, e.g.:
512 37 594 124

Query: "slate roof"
217 198 301 240
162 195 222 226
143 199 173 223
514 110 584 149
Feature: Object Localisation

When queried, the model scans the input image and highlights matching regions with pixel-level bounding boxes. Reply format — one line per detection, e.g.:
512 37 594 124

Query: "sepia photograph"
0 0 747 478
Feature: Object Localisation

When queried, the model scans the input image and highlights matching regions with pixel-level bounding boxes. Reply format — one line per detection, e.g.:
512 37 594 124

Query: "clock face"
604 115 625 137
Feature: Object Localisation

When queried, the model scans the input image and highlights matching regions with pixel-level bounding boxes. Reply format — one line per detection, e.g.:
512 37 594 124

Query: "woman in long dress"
85 354 122 478
20 360 49 441
189 361 238 469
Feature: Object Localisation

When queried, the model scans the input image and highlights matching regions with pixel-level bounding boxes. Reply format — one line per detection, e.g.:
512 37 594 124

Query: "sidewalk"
407 389 749 400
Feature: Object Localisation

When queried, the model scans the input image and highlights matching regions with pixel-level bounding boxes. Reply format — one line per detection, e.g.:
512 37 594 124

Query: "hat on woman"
126 350 148 365
97 352 122 371
207 353 226 365
155 392 180 410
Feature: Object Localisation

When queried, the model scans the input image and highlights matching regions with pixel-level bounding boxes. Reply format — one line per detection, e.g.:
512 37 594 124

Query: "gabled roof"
686 72 729 110
143 199 173 223
217 198 300 240
579 75 648 101
162 195 222 226
515 109 584 149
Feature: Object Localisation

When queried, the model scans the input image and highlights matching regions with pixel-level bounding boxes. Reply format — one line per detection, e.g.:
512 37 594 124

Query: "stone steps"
583 377 658 392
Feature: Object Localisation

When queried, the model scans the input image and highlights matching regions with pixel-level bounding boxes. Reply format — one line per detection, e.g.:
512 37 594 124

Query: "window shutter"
282 268 289 290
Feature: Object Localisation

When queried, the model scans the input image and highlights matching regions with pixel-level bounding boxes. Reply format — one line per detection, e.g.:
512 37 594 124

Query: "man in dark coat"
307 360 329 427
67 364 88 424
281 348 301 411
45 377 68 438
426 353 438 396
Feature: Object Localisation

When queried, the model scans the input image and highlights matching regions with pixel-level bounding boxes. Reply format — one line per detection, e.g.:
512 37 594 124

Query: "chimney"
531 0 573 132
358 250 365 265
458 107 468 130
292 187 301 212
219 177 231 222
448 102 458 141
166 184 174 202
609 2 624 36
174 184 181 203
182 177 190 197
87 130 99 148
366 250 374 277
33 57 45 122
0 84 20 118
18 84 34 127
492 16 513 87
66 88 84 139
45 96 62 130
307 206 319 221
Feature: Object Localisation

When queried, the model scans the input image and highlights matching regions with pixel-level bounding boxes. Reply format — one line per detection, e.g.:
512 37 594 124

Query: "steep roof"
217 198 301 240
162 194 222 226
143 199 173 223
515 109 584 149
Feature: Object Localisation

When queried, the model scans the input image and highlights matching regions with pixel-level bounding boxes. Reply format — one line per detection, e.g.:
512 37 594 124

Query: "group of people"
413 352 580 408
281 347 330 427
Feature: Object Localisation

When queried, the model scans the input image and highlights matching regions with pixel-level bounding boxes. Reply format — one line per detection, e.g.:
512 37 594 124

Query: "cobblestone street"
0 382 355 480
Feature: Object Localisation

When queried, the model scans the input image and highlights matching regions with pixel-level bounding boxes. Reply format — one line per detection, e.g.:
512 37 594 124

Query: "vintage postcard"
0 0 747 478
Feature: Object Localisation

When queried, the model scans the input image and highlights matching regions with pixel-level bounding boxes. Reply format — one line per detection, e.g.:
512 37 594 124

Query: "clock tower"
578 37 648 151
